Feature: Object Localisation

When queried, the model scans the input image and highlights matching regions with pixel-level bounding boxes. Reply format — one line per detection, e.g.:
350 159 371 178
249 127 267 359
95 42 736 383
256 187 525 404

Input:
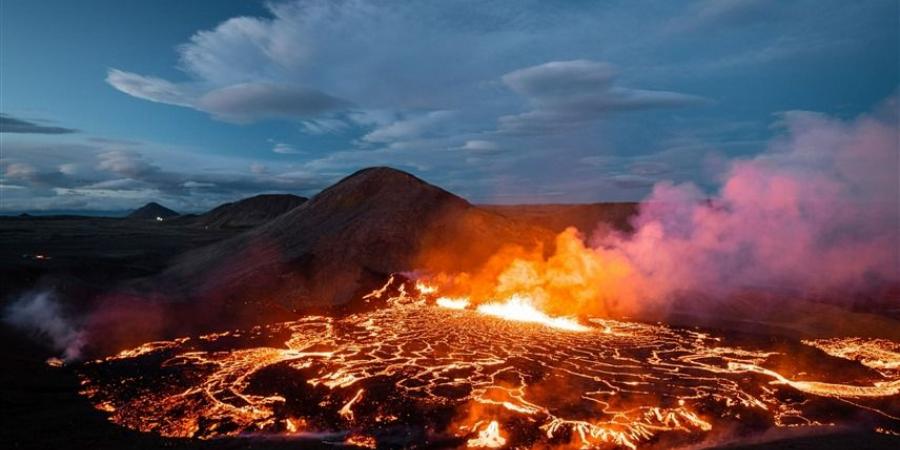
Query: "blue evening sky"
1 0 897 212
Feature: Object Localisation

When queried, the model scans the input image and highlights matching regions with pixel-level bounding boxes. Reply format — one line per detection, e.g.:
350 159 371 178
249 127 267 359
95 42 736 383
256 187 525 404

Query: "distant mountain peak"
340 167 432 188
127 202 179 220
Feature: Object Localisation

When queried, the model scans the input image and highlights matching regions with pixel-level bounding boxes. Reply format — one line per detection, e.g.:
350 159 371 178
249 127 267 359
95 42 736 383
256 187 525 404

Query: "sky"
0 0 897 213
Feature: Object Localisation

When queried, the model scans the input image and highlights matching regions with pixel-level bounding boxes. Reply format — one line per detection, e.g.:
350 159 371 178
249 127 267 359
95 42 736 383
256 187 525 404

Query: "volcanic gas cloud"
424 97 900 319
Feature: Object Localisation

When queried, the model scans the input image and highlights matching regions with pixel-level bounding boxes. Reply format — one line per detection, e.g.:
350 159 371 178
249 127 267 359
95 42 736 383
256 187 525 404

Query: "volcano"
4 166 899 450
144 167 551 322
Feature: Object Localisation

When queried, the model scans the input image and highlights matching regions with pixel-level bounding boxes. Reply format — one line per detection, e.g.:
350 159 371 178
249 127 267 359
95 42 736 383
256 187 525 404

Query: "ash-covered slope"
155 167 552 314
127 202 178 220
194 194 307 229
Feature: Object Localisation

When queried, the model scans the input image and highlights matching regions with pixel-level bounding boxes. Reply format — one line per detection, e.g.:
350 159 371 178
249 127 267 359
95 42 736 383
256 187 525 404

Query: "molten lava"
76 278 900 449
436 296 470 310
474 294 588 332
468 421 506 448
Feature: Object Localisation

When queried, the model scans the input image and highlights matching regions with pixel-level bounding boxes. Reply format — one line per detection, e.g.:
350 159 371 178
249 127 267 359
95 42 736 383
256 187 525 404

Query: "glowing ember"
339 388 365 421
284 417 301 433
45 357 64 367
476 294 589 332
344 434 377 448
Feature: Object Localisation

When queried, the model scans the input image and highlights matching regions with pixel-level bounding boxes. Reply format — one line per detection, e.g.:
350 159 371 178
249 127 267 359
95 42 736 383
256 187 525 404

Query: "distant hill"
194 194 307 229
127 202 179 220
145 167 552 322
0 209 132 217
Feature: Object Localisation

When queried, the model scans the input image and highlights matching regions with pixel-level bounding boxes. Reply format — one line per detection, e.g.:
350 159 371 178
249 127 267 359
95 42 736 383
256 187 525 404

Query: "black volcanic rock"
150 167 552 320
127 202 179 220
195 194 307 229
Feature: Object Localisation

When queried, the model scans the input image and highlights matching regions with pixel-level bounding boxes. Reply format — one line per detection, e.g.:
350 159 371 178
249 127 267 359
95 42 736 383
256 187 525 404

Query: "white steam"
4 290 86 361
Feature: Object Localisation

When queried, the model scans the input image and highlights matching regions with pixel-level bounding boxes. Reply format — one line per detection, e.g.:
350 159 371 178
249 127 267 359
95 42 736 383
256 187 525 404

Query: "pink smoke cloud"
601 97 899 302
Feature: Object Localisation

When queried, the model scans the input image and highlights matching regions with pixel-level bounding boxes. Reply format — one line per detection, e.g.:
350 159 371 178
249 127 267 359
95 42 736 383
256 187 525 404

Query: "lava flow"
77 278 900 449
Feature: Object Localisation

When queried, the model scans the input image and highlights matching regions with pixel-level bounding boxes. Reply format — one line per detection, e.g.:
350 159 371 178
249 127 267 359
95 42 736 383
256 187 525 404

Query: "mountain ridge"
127 202 179 220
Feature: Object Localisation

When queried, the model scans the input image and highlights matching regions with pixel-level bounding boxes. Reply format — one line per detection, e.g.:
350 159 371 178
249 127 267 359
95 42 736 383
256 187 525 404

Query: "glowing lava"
467 421 506 448
75 278 900 448
436 296 470 310
475 294 588 332
803 338 900 377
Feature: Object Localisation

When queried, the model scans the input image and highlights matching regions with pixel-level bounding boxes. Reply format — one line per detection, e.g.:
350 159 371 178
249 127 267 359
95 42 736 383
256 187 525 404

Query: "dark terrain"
1 167 897 449
188 193 307 229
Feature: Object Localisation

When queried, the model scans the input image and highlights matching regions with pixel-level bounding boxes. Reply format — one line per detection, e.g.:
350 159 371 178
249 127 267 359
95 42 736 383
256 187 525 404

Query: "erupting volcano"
3 4 899 447
77 277 899 449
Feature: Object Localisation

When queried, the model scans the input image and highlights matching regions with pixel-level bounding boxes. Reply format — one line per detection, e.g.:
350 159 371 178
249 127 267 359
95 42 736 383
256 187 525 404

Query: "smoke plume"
4 290 86 361
443 96 899 317
605 100 899 299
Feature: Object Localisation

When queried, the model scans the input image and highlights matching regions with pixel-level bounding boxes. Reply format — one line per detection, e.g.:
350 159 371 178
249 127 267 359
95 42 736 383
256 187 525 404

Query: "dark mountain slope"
129 167 552 330
193 194 307 229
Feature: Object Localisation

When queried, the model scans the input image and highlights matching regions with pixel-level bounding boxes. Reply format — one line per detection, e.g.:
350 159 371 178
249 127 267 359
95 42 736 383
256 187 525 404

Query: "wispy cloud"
271 141 303 154
498 60 706 134
0 113 77 134
107 70 348 123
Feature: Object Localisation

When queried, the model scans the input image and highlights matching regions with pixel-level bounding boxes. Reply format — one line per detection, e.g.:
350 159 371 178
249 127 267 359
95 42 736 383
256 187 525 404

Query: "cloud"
182 180 216 189
301 117 353 135
82 178 149 190
461 140 501 152
196 83 349 123
271 142 303 154
0 137 336 212
608 174 656 189
104 69 195 107
666 0 780 34
96 150 161 178
1 160 72 187
249 162 268 174
4 162 38 179
0 113 77 134
16 0 892 207
498 60 706 134
362 110 456 144
107 69 347 123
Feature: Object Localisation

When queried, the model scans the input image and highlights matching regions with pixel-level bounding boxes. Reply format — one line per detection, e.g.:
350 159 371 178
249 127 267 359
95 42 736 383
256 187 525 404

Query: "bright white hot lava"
474 294 589 332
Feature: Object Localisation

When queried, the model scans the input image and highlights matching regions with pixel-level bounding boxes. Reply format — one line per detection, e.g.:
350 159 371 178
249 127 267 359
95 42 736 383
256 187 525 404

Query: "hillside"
193 194 307 229
159 168 550 308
